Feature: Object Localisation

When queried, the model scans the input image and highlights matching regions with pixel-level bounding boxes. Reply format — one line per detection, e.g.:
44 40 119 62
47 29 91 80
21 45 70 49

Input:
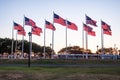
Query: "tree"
0 37 53 57
0 38 13 54
118 50 120 54
58 46 91 54
98 47 114 54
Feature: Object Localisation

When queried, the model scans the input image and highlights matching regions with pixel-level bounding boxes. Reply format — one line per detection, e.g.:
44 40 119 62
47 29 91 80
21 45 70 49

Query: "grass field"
0 66 120 80
0 59 120 64
0 59 120 80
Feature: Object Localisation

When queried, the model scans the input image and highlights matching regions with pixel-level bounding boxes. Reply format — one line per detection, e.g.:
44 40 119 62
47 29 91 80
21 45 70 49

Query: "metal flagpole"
51 29 54 58
101 21 104 59
65 19 68 53
15 31 18 54
82 24 85 59
51 19 55 59
85 31 88 59
21 15 25 58
101 20 104 53
43 20 46 59
11 21 14 58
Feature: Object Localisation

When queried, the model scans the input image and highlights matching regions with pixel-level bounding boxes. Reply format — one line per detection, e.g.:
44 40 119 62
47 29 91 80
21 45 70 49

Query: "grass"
0 59 120 64
0 66 120 80
0 59 120 80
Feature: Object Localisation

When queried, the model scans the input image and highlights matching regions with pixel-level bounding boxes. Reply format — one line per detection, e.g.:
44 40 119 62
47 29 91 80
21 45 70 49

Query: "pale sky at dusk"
0 0 120 53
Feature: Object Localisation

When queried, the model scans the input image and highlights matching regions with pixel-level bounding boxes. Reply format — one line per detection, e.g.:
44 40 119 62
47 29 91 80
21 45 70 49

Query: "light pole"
50 43 52 58
28 32 32 67
96 45 99 54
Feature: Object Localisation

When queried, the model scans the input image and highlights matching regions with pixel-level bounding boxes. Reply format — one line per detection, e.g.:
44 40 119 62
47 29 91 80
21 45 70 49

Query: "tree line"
0 38 53 57
0 38 119 57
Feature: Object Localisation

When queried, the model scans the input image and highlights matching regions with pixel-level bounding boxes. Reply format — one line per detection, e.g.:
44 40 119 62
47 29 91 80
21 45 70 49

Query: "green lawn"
0 66 120 80
0 59 120 80
0 59 120 64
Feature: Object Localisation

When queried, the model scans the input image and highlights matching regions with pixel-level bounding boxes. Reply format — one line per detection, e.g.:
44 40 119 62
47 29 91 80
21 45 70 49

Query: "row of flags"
84 15 112 36
13 13 79 37
13 13 112 37
12 12 112 57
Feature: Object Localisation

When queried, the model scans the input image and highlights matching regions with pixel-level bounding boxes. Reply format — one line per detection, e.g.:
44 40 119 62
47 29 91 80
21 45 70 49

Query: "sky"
0 0 120 53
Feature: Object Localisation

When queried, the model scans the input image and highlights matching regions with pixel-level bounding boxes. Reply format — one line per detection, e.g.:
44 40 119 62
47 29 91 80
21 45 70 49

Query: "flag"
66 20 78 30
83 23 93 32
14 22 23 30
88 30 96 36
32 27 42 36
45 20 56 31
103 29 112 35
33 26 43 33
86 15 97 27
17 30 26 36
101 20 111 31
32 29 40 36
53 13 66 26
101 20 112 36
24 16 36 27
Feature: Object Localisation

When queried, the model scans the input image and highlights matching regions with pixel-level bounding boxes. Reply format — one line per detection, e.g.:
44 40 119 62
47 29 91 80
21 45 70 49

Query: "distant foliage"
58 46 91 54
0 37 53 57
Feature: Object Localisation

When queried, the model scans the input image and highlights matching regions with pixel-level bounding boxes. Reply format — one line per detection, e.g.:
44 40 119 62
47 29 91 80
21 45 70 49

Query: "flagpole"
65 19 68 53
11 21 14 58
43 20 46 59
85 31 88 59
15 31 18 53
101 20 105 59
52 20 55 59
30 28 32 58
85 14 88 59
51 29 54 58
82 23 84 59
101 21 104 54
21 15 25 58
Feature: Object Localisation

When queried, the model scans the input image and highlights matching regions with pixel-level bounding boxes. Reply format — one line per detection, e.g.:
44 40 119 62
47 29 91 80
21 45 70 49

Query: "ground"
0 59 120 80
0 71 120 80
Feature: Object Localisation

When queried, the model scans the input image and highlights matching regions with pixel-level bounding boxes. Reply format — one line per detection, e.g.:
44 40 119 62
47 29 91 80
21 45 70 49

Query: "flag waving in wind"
45 20 56 31
101 20 111 31
32 26 42 36
103 29 112 35
17 29 26 36
66 20 78 31
24 16 36 27
88 30 96 36
101 20 112 36
86 15 97 27
83 23 96 36
14 22 23 30
83 23 93 32
53 13 66 26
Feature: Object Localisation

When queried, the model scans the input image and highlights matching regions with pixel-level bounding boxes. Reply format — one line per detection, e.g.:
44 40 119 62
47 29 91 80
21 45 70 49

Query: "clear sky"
0 0 120 53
